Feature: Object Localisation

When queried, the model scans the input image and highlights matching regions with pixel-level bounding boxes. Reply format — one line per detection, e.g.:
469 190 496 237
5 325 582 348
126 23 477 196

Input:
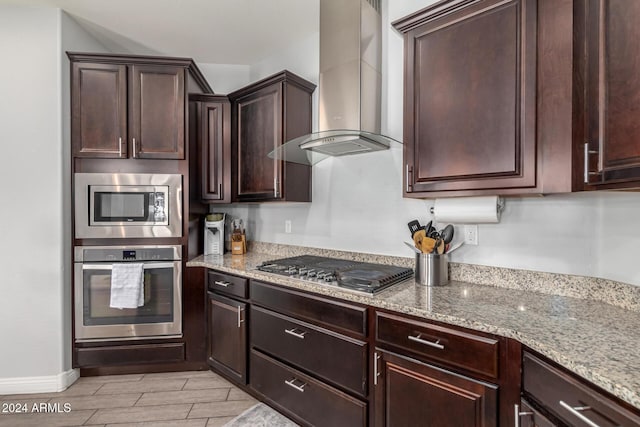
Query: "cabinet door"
199 99 231 202
129 64 185 159
374 350 497 427
585 0 640 186
71 62 127 158
402 0 537 196
207 292 247 384
234 83 283 201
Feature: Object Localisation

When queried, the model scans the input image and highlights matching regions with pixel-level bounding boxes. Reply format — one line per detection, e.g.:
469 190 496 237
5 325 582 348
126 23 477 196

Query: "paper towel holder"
429 197 505 216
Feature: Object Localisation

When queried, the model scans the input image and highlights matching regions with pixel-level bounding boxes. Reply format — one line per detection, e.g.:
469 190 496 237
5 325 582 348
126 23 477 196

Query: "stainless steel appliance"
74 245 182 342
256 255 413 294
74 173 182 239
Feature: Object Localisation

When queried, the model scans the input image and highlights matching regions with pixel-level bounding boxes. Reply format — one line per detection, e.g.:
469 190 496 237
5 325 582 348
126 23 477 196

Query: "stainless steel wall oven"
74 245 182 342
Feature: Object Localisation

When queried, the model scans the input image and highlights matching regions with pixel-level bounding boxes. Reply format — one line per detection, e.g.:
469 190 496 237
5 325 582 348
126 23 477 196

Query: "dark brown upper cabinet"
393 0 582 197
583 0 640 189
69 53 212 160
190 94 231 203
229 71 315 202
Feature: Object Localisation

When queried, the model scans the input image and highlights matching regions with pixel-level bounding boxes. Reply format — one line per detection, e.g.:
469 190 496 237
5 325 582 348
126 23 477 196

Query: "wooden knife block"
231 232 246 255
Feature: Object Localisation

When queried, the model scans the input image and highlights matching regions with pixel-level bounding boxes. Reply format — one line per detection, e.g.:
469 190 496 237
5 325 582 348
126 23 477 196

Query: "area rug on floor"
223 403 299 427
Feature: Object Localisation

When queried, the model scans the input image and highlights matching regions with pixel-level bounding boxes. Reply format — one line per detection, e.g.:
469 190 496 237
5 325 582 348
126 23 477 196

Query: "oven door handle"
81 262 176 270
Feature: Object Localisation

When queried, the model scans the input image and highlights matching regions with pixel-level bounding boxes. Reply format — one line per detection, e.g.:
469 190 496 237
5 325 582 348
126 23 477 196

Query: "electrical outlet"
464 225 478 245
285 220 292 234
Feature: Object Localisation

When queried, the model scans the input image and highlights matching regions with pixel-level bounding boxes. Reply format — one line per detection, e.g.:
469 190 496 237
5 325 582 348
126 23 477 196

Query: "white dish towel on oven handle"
110 263 144 309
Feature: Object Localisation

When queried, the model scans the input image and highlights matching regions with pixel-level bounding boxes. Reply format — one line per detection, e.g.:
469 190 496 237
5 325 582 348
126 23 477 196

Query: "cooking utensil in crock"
440 224 454 244
407 220 421 237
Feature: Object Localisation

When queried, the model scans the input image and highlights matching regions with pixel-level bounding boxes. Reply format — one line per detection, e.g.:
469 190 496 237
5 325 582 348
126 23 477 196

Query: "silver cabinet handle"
514 404 533 427
214 280 230 287
132 137 137 158
374 352 381 386
583 142 589 183
408 334 444 350
284 378 306 393
273 177 279 198
583 142 600 183
118 137 122 157
559 401 601 427
284 328 306 339
237 306 244 328
406 164 410 191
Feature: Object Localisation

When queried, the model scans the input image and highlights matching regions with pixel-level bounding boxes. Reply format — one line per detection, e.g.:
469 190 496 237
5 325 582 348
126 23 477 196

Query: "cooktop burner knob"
286 267 298 275
298 268 308 276
324 275 336 282
316 270 326 279
307 269 316 277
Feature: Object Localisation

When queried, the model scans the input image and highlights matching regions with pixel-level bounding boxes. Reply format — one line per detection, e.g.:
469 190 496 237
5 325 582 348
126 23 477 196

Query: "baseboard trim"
0 369 79 394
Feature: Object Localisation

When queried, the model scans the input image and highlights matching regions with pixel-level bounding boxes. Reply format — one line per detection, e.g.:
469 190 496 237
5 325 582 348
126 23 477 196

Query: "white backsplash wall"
212 0 640 287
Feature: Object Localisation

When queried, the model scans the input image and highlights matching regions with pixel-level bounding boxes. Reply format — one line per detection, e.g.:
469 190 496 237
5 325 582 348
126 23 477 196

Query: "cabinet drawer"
251 280 367 337
251 306 367 397
375 312 499 379
250 349 367 427
523 352 640 427
207 270 248 299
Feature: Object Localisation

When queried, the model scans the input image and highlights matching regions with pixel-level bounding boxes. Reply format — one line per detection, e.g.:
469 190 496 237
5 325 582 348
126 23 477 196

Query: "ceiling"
5 0 319 64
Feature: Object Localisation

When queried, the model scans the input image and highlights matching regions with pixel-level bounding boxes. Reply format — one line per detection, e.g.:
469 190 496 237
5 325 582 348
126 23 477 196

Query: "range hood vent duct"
269 0 399 165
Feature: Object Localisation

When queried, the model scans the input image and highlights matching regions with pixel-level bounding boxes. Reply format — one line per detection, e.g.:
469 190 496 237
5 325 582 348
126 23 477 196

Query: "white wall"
0 5 65 381
0 5 107 389
212 0 640 287
197 63 251 94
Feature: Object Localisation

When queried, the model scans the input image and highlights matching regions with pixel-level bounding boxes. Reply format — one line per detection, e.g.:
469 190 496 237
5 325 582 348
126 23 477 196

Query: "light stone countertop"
188 250 640 410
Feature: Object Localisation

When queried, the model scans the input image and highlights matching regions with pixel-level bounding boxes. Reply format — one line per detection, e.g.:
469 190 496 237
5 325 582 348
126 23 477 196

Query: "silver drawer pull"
408 334 444 350
514 404 533 427
214 280 231 287
284 378 307 393
559 401 601 427
284 328 307 339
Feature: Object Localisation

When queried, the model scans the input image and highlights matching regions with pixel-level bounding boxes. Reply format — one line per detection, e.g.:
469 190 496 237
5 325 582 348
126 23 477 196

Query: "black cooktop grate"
256 255 413 294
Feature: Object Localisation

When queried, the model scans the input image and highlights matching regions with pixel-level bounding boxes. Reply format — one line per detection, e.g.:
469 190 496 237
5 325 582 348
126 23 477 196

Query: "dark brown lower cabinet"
206 291 247 384
522 351 640 427
374 350 497 427
251 349 367 427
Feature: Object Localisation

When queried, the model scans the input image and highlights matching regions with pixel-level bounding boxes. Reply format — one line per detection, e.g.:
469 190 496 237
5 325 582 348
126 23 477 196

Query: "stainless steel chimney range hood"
269 0 399 165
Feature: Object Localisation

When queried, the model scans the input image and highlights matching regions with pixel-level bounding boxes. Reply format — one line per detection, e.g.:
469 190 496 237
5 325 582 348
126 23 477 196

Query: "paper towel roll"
432 196 502 224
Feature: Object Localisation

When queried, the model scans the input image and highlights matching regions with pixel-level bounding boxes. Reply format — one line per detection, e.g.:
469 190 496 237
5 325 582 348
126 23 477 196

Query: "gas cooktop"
256 255 413 295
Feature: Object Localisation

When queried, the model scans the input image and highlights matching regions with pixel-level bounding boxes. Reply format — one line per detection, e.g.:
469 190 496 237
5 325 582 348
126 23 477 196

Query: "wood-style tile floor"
0 370 258 427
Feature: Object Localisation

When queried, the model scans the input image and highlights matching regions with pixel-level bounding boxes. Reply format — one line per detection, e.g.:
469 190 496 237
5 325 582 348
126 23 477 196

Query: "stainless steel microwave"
74 173 182 239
